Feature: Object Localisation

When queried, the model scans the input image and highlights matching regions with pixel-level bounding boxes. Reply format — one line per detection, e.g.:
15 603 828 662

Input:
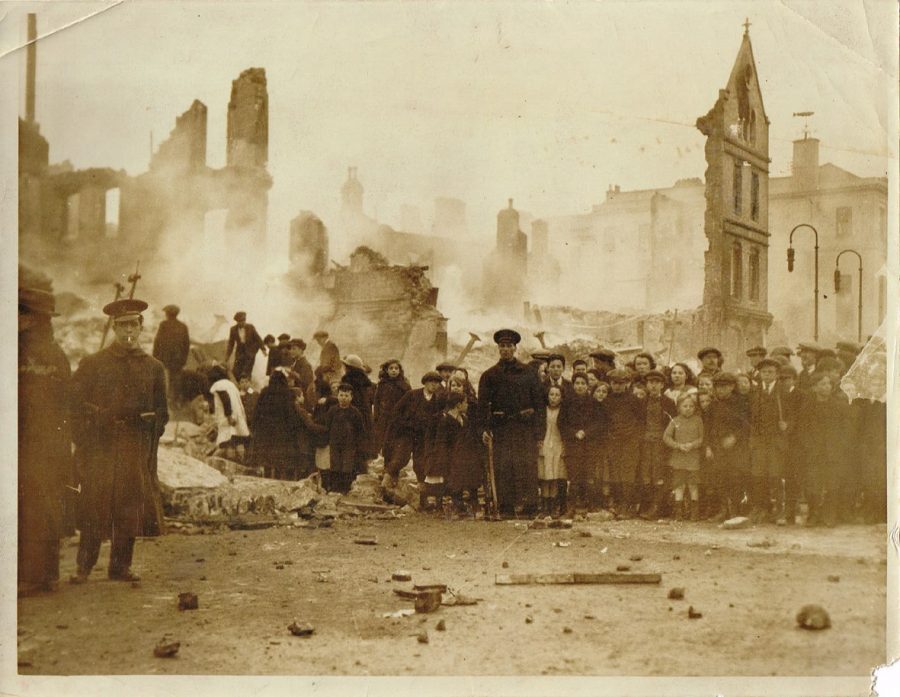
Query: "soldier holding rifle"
69 298 168 584
478 329 546 518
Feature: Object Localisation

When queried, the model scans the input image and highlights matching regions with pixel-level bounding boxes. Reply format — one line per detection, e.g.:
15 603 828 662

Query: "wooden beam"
495 572 661 586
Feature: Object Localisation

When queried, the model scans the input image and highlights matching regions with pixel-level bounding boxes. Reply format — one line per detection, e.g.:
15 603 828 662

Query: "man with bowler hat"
477 329 547 517
69 298 168 584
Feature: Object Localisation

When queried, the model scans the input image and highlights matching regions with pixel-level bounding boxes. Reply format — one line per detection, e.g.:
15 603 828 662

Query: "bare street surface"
18 517 886 676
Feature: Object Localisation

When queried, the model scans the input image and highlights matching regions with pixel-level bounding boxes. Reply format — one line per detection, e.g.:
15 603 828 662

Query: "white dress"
538 406 567 480
210 378 251 446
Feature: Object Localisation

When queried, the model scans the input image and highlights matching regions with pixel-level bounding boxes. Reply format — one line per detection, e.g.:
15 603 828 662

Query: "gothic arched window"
731 242 743 300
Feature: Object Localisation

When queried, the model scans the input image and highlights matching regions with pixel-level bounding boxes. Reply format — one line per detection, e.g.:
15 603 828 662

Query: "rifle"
483 433 501 521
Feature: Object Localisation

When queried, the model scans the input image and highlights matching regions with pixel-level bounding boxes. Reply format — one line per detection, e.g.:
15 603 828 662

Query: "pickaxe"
534 331 548 349
99 281 125 349
454 332 482 366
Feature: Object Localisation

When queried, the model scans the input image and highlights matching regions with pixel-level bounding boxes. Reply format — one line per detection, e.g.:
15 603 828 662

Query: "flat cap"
797 342 823 354
530 351 552 362
769 346 794 358
104 298 148 319
435 362 457 372
745 346 767 357
493 328 521 345
697 347 722 360
162 304 180 316
756 357 781 371
421 370 443 384
277 333 291 341
644 369 666 382
712 372 737 385
289 338 307 350
589 348 617 362
836 341 862 355
233 311 247 322
606 368 630 381
313 330 329 339
779 364 798 377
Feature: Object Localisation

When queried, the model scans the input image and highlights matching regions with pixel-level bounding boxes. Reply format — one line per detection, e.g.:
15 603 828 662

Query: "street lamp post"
834 249 864 343
787 223 820 342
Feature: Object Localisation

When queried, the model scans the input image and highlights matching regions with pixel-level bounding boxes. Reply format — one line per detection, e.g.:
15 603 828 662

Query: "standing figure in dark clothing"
748 357 788 523
431 392 484 515
373 359 411 462
603 368 644 517
18 269 75 596
301 383 366 493
477 329 547 517
69 298 168 584
251 370 302 479
382 371 444 492
225 311 266 381
559 373 602 514
152 304 190 405
340 354 375 464
286 339 315 395
266 333 291 376
705 372 751 522
263 334 278 375
639 370 676 519
314 330 341 376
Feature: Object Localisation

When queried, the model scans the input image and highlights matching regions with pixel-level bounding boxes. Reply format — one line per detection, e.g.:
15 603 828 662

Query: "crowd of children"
191 334 886 526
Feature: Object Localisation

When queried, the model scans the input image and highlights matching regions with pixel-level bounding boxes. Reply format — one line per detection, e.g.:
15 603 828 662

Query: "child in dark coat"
749 358 789 523
559 374 602 514
604 369 644 517
639 370 676 519
431 392 484 516
704 372 751 521
373 359 411 463
301 383 366 494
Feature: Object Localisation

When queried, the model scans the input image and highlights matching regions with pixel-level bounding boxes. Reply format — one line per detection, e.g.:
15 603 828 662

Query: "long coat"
152 318 190 371
430 408 484 491
19 326 75 549
373 376 411 454
252 382 303 478
342 365 375 460
70 343 168 539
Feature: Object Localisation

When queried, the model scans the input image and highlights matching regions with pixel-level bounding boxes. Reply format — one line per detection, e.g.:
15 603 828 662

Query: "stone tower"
341 167 364 215
482 198 528 316
695 23 773 358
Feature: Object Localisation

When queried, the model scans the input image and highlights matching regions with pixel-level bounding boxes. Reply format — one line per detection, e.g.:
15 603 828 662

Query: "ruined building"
482 199 529 315
527 219 561 304
289 212 329 277
695 25 773 357
18 20 271 276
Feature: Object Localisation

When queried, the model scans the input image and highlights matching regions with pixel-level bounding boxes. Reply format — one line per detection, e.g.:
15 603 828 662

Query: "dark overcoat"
152 318 190 371
70 343 168 539
342 365 375 461
252 382 302 478
373 376 411 453
226 323 264 379
19 326 75 547
431 409 484 491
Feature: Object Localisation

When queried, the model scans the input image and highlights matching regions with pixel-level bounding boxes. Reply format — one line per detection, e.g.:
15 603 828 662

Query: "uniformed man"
478 329 546 517
69 298 168 584
18 267 75 595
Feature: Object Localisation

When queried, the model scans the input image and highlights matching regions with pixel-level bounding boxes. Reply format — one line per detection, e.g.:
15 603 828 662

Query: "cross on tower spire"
743 17 751 35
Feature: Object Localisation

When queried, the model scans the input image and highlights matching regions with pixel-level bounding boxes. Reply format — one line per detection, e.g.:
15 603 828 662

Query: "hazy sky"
9 0 897 254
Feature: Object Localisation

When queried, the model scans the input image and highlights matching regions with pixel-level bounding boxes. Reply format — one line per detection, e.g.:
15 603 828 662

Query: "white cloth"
210 378 250 445
538 406 567 480
665 385 698 403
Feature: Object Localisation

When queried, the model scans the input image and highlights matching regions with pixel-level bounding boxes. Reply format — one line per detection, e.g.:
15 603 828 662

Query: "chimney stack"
26 13 37 123
791 136 820 192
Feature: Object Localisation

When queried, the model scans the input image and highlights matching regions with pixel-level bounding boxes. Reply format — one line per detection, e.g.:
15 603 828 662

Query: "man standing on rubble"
225 311 266 381
314 330 341 376
478 329 546 517
69 298 168 584
152 304 190 404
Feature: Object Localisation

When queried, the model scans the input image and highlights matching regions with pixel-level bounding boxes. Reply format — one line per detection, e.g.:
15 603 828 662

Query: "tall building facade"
695 26 773 358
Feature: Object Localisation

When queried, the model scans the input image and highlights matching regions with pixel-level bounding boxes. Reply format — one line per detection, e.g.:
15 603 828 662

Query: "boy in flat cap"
796 342 822 392
705 372 750 522
382 371 445 504
225 311 266 381
639 370 676 519
748 357 788 523
696 347 723 381
604 368 644 518
69 298 168 584
152 303 190 405
477 329 547 517
745 346 767 385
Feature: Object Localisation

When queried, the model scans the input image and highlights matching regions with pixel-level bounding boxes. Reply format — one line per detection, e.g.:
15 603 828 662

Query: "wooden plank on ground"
495 572 660 585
